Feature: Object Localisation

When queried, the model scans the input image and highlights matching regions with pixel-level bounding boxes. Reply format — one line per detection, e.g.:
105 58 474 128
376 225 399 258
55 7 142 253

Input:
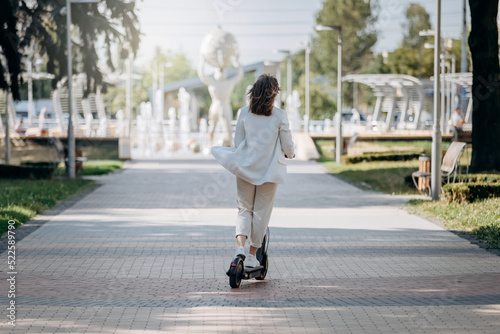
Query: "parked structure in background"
343 74 425 130
50 75 109 137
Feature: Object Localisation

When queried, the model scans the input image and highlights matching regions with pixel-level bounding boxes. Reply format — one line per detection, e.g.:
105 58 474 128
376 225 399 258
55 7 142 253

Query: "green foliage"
388 46 434 78
79 160 123 176
313 0 378 79
0 0 22 99
345 151 424 164
0 163 58 179
104 49 196 116
323 160 419 194
466 174 500 183
408 198 500 249
17 0 141 96
475 223 500 248
386 3 433 78
443 182 500 204
0 179 94 234
371 140 433 151
402 3 432 49
231 72 256 116
57 160 123 176
383 3 469 78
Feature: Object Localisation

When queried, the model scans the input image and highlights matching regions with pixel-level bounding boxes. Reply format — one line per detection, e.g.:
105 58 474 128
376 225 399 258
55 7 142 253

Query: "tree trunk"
468 0 500 172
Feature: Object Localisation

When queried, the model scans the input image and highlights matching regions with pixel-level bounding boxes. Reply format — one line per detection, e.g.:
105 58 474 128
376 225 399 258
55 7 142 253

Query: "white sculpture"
168 107 176 133
85 112 93 137
178 87 191 133
198 28 243 147
155 89 164 122
324 118 333 134
351 108 361 125
199 117 209 154
286 90 302 132
115 109 124 137
166 107 177 152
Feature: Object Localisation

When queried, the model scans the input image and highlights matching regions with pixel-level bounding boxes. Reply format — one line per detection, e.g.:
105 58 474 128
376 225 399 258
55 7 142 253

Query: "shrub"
0 163 58 180
443 182 500 204
465 174 500 183
474 223 500 249
345 151 423 164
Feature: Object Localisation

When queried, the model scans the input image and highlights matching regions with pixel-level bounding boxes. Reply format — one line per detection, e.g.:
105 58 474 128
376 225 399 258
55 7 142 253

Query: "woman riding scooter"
212 74 295 268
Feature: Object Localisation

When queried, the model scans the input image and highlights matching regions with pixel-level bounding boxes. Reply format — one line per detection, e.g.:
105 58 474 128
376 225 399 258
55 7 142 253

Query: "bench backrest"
442 141 466 174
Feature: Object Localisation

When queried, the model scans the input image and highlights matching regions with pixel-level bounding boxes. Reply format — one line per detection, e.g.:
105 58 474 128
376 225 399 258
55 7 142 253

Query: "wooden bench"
411 141 467 195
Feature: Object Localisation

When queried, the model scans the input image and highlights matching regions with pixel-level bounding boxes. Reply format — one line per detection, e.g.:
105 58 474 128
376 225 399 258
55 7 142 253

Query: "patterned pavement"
1 158 499 333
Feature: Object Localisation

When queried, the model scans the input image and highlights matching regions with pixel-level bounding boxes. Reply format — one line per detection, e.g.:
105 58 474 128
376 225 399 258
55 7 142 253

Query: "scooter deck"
243 265 264 279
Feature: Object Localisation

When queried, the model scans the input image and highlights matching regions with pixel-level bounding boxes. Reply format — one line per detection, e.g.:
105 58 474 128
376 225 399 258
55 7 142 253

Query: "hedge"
465 174 500 183
0 163 59 180
346 151 423 164
443 182 500 204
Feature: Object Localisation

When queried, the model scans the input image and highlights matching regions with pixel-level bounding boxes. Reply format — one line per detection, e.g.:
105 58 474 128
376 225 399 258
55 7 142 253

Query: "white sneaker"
235 246 245 260
245 254 260 268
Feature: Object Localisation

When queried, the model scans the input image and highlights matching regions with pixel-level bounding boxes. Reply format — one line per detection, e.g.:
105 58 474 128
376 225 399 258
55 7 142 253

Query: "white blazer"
212 106 295 185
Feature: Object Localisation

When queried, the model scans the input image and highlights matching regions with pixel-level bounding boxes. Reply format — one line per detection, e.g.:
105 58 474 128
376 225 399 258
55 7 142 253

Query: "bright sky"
135 0 466 68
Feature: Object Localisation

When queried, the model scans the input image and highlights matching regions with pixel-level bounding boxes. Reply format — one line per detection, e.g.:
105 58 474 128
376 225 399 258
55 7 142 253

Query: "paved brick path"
1 158 500 333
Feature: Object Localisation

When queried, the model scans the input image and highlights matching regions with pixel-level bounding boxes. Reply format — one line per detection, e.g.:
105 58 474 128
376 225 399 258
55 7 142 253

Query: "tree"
0 0 22 100
402 3 432 49
387 3 470 78
313 0 378 81
290 49 337 119
387 3 434 78
104 49 198 116
468 0 500 172
18 0 140 96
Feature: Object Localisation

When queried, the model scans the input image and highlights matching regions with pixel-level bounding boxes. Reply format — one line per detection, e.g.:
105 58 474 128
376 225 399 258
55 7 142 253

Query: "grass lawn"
318 139 499 249
323 160 419 194
408 198 500 249
0 179 95 235
0 160 123 235
314 139 439 161
79 160 124 176
56 160 124 176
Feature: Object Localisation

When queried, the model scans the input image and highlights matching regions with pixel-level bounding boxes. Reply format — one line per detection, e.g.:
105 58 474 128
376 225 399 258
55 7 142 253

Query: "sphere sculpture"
200 28 239 70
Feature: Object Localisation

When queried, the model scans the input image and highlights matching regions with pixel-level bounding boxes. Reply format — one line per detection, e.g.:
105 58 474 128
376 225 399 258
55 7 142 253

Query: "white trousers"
235 177 279 248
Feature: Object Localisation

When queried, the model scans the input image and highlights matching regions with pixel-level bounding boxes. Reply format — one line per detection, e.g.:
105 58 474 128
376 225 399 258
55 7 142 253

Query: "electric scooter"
226 228 269 288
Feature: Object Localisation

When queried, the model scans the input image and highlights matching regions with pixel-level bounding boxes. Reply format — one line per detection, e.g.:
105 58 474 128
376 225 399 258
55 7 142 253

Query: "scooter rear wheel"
255 253 268 280
229 259 244 288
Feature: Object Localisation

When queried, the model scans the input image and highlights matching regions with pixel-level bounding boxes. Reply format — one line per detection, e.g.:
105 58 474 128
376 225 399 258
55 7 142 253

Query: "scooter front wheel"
229 258 244 288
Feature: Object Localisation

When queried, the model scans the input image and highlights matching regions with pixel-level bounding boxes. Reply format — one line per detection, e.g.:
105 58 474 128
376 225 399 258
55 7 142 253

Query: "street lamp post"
299 41 311 133
274 50 292 103
158 62 173 123
126 47 132 138
431 0 442 200
461 0 468 73
65 0 98 179
316 24 343 164
304 43 311 133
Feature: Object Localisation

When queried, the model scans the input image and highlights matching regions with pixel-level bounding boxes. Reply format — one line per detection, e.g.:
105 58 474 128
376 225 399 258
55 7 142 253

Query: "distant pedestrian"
449 107 465 133
212 74 295 268
39 106 49 135
16 117 26 135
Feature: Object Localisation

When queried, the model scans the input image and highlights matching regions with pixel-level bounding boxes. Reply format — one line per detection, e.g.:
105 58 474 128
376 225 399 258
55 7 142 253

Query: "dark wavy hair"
247 74 280 116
